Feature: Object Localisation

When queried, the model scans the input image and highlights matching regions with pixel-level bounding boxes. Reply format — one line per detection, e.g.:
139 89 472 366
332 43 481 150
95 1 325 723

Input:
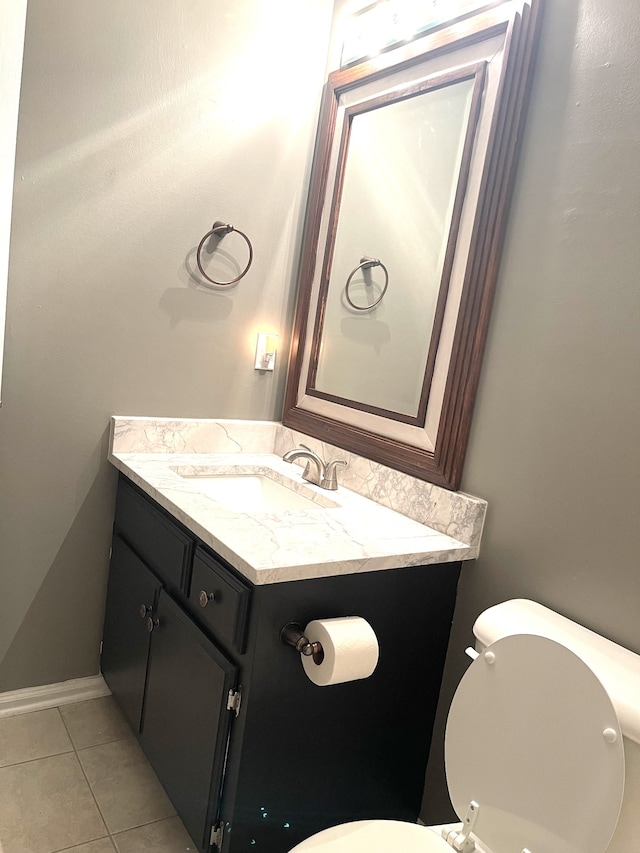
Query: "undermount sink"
169 466 339 513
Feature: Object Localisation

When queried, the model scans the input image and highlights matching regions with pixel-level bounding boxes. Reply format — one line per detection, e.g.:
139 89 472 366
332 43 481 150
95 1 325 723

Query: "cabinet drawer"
114 477 193 590
188 547 251 653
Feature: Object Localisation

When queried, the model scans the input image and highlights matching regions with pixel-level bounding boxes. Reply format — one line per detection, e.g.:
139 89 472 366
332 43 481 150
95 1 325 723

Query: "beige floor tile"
112 816 197 852
55 840 116 853
0 752 107 853
60 697 131 750
78 737 175 834
0 708 73 768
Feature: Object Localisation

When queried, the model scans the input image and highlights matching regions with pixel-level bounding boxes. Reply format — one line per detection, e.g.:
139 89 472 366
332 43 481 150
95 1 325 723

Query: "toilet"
289 599 640 853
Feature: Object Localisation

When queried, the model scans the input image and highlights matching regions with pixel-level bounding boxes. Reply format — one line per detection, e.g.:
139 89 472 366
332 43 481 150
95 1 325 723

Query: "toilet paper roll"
301 617 379 686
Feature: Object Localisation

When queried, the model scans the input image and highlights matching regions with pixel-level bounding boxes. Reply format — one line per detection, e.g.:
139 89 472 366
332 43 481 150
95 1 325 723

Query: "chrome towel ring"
196 220 254 286
344 256 389 310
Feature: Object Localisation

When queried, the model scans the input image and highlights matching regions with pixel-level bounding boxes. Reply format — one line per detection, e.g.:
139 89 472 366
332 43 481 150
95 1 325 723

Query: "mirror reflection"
311 72 478 420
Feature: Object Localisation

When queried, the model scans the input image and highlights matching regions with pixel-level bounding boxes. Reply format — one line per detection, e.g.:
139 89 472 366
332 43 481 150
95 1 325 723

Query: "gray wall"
3 0 640 826
423 0 640 821
0 0 333 691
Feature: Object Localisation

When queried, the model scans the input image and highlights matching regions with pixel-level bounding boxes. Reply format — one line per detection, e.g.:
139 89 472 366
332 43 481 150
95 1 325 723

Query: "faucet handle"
321 459 347 491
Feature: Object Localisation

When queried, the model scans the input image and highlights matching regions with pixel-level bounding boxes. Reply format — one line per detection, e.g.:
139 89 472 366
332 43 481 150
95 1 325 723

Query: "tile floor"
0 696 197 853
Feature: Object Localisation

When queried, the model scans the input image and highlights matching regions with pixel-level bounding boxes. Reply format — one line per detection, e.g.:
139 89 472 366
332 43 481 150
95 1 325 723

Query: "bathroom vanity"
102 417 486 853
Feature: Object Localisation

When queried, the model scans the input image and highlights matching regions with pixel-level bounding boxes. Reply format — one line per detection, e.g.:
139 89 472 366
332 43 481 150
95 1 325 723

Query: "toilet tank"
472 599 640 853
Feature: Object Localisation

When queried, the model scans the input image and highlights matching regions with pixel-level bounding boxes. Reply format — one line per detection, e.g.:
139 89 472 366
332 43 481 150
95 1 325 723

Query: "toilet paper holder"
280 623 325 665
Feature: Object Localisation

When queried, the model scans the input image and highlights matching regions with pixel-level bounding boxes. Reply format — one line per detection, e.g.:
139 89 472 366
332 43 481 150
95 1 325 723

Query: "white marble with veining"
109 416 487 585
111 416 279 455
275 425 486 550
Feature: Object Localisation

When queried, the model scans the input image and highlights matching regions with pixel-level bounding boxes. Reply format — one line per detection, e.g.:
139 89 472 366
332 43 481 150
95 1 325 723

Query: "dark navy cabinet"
141 590 237 846
101 474 461 853
101 535 160 731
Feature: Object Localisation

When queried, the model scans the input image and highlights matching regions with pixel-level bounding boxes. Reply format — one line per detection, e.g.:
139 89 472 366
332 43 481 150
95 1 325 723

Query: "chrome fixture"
345 256 389 311
282 444 347 490
282 444 325 486
321 459 348 490
196 220 254 287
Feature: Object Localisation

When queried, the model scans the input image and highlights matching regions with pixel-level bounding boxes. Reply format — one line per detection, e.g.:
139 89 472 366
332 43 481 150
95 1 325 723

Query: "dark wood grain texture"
283 0 543 490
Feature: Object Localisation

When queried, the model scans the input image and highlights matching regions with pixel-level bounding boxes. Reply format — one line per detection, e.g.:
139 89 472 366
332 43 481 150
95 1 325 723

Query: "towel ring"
196 220 254 286
345 256 389 310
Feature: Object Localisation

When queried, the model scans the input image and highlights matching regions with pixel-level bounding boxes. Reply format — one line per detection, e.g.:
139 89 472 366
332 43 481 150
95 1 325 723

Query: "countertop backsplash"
109 416 487 584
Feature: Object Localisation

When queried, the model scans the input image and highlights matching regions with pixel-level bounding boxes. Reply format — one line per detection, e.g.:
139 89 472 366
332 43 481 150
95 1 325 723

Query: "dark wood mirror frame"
283 0 542 490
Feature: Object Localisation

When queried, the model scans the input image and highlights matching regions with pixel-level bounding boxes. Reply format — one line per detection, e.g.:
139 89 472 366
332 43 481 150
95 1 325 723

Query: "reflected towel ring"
345 256 389 310
196 220 254 286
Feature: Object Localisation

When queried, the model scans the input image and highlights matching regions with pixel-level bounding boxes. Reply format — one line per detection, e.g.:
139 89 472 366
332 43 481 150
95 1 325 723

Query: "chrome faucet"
282 444 347 490
282 444 325 486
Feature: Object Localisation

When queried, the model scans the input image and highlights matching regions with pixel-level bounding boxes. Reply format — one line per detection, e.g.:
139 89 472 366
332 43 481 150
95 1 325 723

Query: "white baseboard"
0 675 111 719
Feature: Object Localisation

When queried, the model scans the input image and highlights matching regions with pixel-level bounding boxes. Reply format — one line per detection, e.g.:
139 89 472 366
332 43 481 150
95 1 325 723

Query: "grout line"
58 704 112 841
0 746 75 770
1 698 187 852
58 697 130 751
51 835 116 853
0 705 75 769
111 814 180 835
56 702 180 850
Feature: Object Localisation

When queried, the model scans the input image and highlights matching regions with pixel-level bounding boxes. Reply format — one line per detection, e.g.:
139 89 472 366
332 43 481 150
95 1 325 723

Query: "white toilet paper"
301 617 379 686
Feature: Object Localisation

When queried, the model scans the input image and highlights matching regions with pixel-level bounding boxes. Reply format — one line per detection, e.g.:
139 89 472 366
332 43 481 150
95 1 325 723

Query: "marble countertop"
109 417 486 585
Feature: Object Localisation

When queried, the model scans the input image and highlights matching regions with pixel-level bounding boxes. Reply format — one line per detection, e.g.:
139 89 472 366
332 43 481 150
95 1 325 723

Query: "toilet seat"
445 634 625 853
288 819 451 852
290 634 625 853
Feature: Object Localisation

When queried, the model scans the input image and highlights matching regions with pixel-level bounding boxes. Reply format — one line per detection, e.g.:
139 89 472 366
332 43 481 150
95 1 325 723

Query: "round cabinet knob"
199 590 218 608
146 616 159 633
139 604 151 618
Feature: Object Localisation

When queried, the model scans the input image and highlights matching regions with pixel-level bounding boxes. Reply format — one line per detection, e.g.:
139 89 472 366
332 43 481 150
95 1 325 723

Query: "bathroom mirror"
284 0 542 489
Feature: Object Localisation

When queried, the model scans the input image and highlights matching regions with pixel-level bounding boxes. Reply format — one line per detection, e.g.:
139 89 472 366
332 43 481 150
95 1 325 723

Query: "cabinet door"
101 535 160 731
141 590 238 850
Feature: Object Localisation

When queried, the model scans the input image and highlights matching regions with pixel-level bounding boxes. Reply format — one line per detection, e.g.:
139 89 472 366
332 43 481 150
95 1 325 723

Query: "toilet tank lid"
473 599 640 745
